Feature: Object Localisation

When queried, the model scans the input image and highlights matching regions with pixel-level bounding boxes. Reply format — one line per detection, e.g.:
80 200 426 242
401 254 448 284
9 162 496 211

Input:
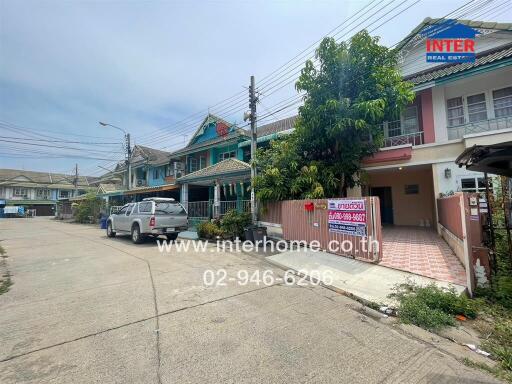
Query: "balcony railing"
447 116 512 140
381 120 423 148
384 131 424 147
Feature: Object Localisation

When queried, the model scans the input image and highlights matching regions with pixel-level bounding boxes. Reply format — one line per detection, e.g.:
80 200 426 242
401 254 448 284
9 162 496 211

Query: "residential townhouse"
0 169 98 215
102 115 295 217
355 18 512 228
101 18 510 227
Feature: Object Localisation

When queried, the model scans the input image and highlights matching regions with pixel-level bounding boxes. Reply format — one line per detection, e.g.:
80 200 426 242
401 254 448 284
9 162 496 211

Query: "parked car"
106 197 188 243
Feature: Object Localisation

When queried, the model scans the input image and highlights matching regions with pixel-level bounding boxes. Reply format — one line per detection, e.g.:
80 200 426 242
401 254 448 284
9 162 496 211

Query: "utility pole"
249 75 258 224
126 133 131 190
74 163 78 196
99 122 131 190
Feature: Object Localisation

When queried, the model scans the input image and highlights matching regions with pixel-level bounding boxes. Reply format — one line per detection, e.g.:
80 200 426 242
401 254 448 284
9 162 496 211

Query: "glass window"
467 93 487 122
218 151 236 162
165 165 173 177
36 188 50 199
125 204 134 216
59 190 70 198
461 178 476 191
199 156 206 169
447 97 464 126
403 106 418 134
138 202 152 213
118 206 128 215
461 177 489 193
493 87 512 118
153 169 159 179
189 158 198 173
404 184 419 194
14 187 28 198
154 202 186 216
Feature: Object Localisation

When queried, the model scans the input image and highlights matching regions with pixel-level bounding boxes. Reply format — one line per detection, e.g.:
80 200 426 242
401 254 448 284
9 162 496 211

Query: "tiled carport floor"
379 226 467 286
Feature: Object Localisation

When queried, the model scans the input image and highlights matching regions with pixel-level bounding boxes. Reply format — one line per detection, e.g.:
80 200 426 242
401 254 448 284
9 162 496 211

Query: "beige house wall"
368 167 436 227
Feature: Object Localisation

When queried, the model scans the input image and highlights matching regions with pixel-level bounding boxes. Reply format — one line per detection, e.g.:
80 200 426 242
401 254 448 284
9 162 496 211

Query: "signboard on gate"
327 199 367 237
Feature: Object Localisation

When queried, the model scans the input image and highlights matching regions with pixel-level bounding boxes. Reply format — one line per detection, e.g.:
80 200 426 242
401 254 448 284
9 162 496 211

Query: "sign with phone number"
327 199 367 237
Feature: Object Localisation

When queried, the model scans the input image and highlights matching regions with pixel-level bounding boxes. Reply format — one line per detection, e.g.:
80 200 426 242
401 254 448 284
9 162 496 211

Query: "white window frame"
13 187 28 198
36 188 51 199
459 176 488 193
218 150 236 162
446 83 512 127
466 92 488 123
189 157 198 173
492 86 512 118
59 190 71 199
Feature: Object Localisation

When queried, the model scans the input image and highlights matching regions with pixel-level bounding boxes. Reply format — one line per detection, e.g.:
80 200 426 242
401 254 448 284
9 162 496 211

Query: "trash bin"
252 226 267 245
244 226 255 242
100 217 107 229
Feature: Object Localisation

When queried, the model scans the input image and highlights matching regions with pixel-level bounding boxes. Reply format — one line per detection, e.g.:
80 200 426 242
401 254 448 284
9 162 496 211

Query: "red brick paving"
379 226 467 286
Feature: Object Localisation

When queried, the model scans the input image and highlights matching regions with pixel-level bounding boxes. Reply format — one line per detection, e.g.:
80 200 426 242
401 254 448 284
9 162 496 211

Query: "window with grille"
493 86 512 118
36 188 50 199
467 93 487 123
13 187 28 198
403 106 419 134
447 97 464 127
460 177 489 193
59 190 70 198
153 169 159 179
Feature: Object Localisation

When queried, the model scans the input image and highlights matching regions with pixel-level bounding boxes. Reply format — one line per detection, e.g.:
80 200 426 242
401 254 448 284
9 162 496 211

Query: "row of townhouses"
2 18 511 227
0 169 99 215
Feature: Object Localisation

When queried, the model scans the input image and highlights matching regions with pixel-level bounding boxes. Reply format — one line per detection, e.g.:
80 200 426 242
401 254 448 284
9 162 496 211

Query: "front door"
371 187 394 225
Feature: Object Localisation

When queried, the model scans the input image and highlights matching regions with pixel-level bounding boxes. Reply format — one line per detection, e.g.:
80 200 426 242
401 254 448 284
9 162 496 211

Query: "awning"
455 142 512 177
123 183 180 196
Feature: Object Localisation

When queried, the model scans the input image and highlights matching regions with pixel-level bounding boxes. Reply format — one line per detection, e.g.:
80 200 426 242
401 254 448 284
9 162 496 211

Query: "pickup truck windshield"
154 202 186 215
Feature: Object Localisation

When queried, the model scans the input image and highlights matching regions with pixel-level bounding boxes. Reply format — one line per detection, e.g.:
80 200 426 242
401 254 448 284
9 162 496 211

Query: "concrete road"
0 217 500 383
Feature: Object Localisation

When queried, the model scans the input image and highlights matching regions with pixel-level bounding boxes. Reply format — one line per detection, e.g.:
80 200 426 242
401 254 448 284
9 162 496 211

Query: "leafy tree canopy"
255 30 415 202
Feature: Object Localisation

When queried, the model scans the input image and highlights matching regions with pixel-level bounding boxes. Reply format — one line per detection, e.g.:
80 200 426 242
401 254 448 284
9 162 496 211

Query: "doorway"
371 186 394 225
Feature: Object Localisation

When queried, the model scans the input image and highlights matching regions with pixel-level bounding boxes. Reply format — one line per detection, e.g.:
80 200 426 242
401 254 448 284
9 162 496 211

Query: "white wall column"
213 181 220 218
180 183 189 212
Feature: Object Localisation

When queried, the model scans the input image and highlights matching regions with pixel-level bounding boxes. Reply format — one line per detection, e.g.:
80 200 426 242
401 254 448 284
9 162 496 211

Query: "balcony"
447 116 512 140
381 120 424 148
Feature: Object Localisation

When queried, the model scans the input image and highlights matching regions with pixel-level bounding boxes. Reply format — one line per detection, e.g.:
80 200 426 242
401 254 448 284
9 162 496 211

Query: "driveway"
0 217 499 383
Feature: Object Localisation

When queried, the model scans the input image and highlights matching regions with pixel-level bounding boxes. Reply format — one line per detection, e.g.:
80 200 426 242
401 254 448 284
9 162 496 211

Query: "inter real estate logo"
421 20 479 63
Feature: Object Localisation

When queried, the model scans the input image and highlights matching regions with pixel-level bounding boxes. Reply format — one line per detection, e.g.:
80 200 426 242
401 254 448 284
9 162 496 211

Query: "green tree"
255 31 415 201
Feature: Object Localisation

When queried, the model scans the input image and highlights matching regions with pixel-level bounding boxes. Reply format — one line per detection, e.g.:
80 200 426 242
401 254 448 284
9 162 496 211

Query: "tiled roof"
254 115 297 137
0 168 97 187
177 158 250 182
132 145 172 166
406 44 512 85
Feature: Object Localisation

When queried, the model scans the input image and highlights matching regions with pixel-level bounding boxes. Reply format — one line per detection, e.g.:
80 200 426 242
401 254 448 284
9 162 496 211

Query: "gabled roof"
405 43 512 85
187 114 235 147
170 129 250 157
397 17 512 51
0 169 97 187
177 158 250 183
130 145 172 166
97 183 124 194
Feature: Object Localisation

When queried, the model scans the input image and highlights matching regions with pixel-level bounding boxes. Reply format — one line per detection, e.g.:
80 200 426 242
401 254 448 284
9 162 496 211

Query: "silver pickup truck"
106 197 188 243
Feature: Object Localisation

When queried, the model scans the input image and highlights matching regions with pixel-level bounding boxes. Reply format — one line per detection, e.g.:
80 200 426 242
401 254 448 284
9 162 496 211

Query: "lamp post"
99 122 131 190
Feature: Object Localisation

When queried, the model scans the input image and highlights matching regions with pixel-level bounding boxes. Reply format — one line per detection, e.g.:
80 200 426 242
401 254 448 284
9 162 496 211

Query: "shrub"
197 221 223 239
73 192 105 223
390 282 479 330
220 210 251 238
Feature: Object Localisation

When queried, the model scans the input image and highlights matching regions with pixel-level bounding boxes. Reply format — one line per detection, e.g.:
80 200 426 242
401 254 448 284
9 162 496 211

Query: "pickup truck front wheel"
106 221 116 238
131 224 145 244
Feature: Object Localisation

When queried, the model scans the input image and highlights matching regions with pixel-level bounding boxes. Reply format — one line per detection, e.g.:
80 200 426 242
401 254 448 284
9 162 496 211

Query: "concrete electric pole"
249 76 258 223
99 122 131 190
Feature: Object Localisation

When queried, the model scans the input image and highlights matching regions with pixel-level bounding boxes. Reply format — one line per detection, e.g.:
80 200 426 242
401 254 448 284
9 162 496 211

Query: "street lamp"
99 122 131 190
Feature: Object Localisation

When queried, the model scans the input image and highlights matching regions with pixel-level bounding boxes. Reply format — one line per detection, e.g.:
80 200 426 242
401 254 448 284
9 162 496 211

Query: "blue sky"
0 0 509 176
